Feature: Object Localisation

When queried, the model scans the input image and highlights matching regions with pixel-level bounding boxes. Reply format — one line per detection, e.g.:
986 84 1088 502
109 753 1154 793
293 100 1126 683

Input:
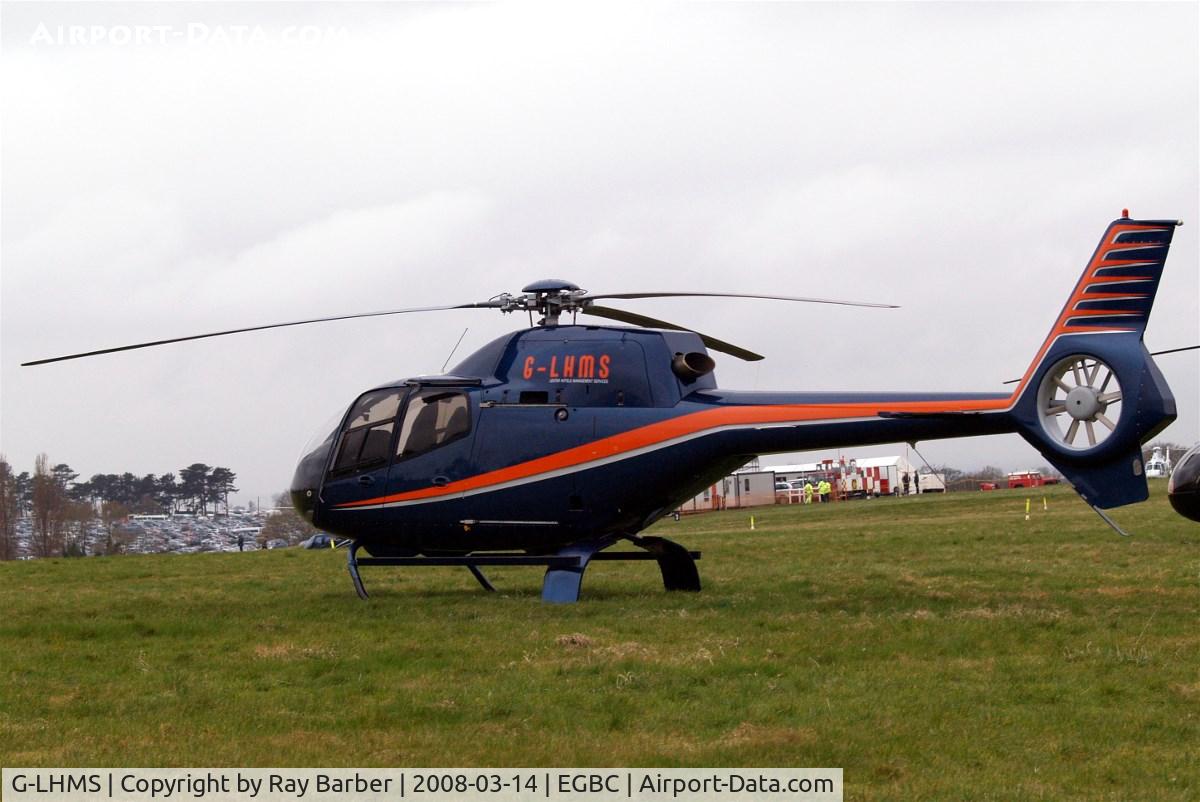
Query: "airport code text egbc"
7 773 390 797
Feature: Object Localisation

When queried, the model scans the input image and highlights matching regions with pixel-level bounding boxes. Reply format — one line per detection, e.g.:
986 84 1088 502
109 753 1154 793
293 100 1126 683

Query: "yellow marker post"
750 516 756 531
1025 498 1031 521
1043 496 1048 511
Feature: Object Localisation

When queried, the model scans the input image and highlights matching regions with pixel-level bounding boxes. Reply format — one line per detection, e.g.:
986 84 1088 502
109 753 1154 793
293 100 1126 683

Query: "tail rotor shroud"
1037 355 1124 451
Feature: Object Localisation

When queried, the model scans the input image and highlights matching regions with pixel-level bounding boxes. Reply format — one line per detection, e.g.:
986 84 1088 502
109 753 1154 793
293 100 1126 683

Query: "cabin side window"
329 389 404 476
395 391 471 460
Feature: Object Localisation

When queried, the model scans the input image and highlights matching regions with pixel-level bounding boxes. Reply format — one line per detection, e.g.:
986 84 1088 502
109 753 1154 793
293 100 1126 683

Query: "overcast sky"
2 2 1197 506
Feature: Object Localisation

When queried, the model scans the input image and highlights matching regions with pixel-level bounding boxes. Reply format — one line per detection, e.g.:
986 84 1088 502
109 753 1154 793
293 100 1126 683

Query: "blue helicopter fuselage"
292 324 1015 555
290 216 1183 558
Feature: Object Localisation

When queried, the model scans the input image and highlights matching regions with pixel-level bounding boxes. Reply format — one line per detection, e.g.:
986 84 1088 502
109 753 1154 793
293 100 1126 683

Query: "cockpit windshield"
292 403 353 499
298 405 350 461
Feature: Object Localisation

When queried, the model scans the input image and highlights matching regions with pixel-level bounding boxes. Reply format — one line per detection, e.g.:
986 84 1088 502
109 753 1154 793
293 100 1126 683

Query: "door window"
395 391 471 460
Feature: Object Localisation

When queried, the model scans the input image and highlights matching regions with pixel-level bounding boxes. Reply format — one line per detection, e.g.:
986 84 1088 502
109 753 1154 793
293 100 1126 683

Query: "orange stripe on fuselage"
334 397 1010 508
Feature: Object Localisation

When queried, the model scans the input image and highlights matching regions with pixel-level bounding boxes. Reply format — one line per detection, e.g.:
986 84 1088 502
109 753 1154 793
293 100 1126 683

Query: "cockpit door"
385 387 478 501
319 388 407 521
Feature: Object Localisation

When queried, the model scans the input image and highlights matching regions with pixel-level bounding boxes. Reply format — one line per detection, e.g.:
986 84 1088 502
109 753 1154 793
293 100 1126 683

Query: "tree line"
0 454 238 560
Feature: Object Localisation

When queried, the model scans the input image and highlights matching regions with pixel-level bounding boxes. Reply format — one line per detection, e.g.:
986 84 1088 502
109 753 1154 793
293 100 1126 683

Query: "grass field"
1 483 1197 800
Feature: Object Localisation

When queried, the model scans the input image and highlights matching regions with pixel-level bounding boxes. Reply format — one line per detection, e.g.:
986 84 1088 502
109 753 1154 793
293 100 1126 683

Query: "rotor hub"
501 280 592 325
1064 386 1101 420
521 279 580 294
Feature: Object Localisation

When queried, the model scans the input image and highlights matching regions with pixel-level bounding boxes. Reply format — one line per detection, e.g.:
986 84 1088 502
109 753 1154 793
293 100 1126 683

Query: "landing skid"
346 536 701 603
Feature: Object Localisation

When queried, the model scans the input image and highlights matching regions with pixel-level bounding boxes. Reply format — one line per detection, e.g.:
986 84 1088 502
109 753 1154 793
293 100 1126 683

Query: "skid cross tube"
346 538 701 602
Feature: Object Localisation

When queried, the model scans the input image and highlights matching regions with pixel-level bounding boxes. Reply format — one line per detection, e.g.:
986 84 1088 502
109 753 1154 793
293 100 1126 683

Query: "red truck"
1007 470 1059 489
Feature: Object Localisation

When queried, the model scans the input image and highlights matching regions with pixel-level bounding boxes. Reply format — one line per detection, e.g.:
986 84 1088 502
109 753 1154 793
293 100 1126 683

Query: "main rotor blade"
582 305 764 361
587 291 898 309
21 301 505 366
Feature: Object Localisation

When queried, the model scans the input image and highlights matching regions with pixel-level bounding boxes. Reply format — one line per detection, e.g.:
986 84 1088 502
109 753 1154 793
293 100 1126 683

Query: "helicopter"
24 212 1183 602
1167 444 1200 522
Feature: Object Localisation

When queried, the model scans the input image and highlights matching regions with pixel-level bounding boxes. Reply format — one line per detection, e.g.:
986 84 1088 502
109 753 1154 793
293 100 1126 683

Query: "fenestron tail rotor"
22 278 895 366
1036 355 1124 450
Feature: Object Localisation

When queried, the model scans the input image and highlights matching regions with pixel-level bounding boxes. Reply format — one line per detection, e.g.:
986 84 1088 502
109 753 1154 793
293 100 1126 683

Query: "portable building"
770 454 920 497
680 469 777 512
